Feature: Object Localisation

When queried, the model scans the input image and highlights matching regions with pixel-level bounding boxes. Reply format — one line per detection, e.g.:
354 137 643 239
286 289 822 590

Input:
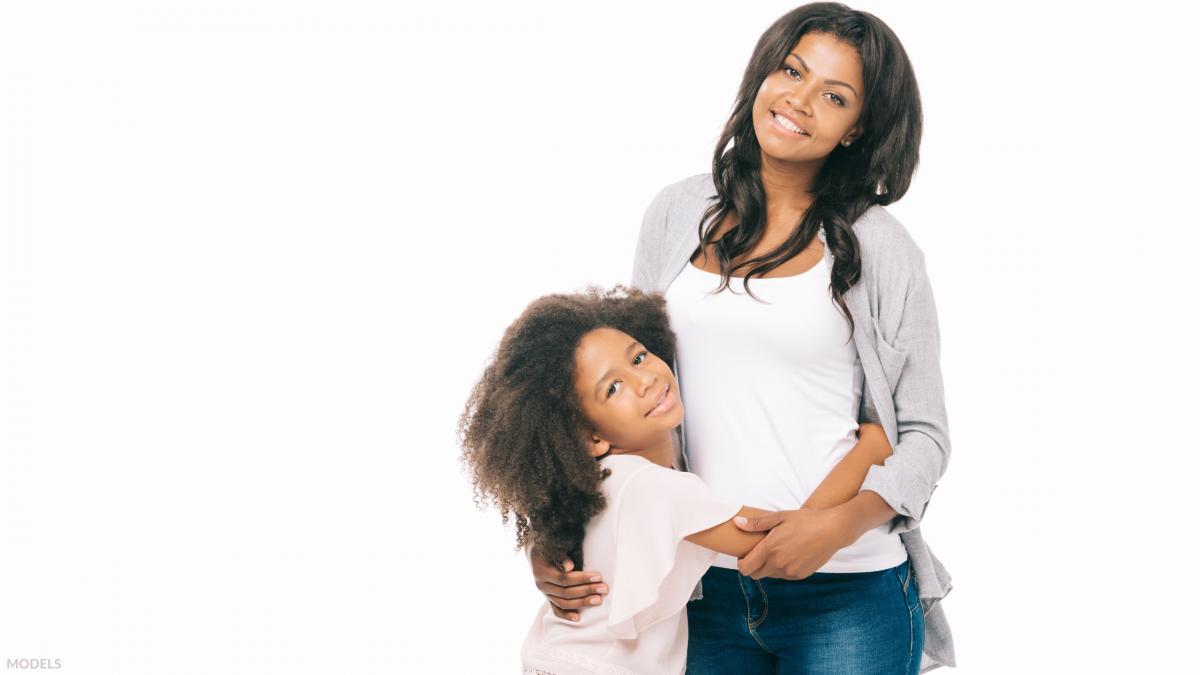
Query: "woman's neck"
759 152 827 228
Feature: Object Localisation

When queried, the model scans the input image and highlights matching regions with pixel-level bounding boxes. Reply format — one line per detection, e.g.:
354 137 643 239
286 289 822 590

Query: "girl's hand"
733 509 847 580
530 553 608 622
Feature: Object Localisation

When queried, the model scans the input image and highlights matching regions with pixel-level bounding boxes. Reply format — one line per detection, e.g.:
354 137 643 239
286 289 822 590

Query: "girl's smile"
645 384 675 417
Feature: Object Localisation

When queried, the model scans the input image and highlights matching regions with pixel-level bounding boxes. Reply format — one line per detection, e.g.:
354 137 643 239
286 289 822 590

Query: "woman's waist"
686 436 858 500
712 528 907 574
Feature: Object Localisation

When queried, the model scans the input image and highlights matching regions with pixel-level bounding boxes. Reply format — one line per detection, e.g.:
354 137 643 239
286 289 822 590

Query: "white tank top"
665 260 908 573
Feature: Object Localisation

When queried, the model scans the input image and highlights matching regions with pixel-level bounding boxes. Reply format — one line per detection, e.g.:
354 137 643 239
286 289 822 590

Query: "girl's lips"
645 385 676 417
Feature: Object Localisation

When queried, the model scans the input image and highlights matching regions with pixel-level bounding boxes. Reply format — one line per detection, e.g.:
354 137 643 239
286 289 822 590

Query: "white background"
2 1 1197 673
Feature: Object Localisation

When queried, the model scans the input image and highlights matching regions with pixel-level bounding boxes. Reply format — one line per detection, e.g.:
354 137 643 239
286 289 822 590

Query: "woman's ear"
586 434 611 458
842 124 864 147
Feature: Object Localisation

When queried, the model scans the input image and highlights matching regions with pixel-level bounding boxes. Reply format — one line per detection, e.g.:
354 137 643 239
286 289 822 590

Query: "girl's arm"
684 506 772 558
801 423 892 510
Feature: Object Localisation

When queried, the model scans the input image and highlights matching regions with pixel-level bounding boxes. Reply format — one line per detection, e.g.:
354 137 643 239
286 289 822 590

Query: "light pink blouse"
521 454 741 675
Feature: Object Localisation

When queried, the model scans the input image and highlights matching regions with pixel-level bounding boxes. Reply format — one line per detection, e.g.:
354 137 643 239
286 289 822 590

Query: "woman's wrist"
828 490 898 548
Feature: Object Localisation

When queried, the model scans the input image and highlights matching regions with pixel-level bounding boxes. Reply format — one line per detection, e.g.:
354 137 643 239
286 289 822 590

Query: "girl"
530 4 953 674
459 286 894 675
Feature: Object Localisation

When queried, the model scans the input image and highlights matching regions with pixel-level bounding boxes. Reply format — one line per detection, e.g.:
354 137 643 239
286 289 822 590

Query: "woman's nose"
786 84 814 116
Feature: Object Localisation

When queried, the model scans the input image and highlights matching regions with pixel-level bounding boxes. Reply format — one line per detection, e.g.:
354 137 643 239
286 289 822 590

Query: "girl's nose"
634 370 656 396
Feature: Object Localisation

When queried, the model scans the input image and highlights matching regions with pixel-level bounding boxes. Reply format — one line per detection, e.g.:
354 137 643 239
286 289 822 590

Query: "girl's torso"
522 454 740 675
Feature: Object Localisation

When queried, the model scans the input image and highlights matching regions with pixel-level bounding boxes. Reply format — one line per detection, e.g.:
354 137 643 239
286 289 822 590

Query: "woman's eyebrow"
787 53 858 98
824 78 858 97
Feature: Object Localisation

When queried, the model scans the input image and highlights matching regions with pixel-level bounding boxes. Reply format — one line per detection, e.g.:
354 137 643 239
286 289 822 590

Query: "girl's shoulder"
599 455 709 506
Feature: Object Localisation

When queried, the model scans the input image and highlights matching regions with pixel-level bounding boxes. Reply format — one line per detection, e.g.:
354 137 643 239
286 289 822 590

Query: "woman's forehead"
786 32 864 88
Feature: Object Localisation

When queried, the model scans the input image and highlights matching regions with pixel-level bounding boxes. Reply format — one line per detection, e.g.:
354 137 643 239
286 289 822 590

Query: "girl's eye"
784 66 800 80
607 382 621 398
827 92 844 106
633 352 647 366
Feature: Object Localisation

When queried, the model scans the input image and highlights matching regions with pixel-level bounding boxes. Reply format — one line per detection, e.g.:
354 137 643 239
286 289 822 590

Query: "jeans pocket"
895 561 920 615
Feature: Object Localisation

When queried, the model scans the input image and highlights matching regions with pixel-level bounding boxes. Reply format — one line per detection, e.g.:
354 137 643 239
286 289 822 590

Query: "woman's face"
752 31 865 165
573 328 684 455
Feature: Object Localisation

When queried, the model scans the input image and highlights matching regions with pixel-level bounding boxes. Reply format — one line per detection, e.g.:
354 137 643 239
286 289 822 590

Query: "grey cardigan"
631 174 955 672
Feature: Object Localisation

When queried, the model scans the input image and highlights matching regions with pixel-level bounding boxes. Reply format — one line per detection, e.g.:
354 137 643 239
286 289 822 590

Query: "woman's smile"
769 109 810 137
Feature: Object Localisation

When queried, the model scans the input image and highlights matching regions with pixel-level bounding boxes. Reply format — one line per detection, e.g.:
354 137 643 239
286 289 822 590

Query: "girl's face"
752 31 865 165
573 327 684 456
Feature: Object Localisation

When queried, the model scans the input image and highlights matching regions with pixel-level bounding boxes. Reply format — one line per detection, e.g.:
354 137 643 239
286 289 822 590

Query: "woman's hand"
530 553 608 622
733 508 848 580
734 491 898 580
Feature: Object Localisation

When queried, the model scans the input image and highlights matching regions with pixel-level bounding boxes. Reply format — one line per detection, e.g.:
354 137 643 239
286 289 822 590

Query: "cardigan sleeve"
631 185 675 292
860 256 952 534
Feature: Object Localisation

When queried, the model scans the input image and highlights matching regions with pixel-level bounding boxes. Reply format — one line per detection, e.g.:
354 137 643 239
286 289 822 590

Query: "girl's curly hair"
458 285 677 570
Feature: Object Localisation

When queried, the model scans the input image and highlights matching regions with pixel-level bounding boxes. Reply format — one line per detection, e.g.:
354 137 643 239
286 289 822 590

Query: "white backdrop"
2 1 1197 673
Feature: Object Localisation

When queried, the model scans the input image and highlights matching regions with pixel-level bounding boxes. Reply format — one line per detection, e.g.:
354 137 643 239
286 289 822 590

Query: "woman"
531 4 953 673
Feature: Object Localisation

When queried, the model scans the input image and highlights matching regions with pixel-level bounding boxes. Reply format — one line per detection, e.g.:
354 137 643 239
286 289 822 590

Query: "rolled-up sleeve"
860 258 951 534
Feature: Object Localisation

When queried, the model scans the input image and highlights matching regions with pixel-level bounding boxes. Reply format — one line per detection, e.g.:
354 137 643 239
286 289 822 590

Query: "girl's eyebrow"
592 341 644 399
787 53 859 98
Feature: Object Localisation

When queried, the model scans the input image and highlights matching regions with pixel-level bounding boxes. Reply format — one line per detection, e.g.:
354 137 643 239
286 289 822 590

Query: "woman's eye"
784 66 800 79
633 352 646 366
827 93 844 105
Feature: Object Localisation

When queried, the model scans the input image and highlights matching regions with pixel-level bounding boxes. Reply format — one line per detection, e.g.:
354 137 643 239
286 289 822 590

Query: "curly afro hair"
458 285 677 570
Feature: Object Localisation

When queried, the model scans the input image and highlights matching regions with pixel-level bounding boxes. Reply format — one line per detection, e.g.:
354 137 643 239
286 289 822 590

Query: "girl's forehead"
577 328 639 365
575 328 641 389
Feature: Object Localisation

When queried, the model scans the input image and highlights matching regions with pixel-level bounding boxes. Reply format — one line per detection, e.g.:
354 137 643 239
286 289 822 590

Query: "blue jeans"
686 561 924 675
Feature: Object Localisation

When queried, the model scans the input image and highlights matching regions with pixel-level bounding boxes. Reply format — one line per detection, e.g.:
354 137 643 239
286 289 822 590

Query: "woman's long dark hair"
702 2 922 332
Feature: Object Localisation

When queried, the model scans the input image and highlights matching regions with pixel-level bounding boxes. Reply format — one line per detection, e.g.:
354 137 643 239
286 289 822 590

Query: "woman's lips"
769 111 809 137
645 385 675 417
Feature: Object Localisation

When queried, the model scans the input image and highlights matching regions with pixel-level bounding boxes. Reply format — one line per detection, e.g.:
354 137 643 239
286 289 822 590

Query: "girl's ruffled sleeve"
606 465 741 640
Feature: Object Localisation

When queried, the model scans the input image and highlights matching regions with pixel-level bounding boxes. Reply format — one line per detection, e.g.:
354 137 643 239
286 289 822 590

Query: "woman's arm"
528 544 608 622
801 423 892 511
730 424 898 579
686 422 888 559
857 255 951 532
684 424 889 559
683 506 770 557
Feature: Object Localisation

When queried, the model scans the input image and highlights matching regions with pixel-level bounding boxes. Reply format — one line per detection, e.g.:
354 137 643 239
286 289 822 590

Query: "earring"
843 139 852 147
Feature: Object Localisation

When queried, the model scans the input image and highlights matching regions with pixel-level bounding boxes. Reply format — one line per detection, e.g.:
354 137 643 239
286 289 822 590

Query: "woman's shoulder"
850 205 927 276
645 173 717 216
659 173 717 201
